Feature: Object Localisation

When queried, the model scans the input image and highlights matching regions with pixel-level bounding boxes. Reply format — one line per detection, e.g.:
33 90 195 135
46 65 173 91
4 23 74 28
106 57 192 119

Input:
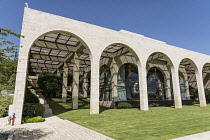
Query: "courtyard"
46 97 210 140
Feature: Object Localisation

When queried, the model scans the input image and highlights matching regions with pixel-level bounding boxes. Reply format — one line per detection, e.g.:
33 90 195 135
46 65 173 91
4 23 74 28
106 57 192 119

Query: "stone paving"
171 131 210 140
0 115 114 140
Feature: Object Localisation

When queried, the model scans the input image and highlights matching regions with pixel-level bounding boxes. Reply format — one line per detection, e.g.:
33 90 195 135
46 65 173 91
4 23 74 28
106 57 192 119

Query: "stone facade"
13 7 210 125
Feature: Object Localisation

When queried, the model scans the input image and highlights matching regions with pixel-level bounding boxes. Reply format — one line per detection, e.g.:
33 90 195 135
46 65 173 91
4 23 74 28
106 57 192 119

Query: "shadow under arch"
202 63 210 96
27 30 94 111
202 62 210 90
27 30 92 75
178 70 191 100
146 51 174 68
179 58 201 105
100 42 141 68
99 64 112 101
28 30 93 61
117 63 139 101
178 57 199 92
178 58 199 73
147 66 168 101
99 43 141 106
146 52 175 102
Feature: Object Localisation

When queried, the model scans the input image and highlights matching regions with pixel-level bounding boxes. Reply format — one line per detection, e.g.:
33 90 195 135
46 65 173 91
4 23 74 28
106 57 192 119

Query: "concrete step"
35 91 53 117
44 109 52 114
43 104 49 109
37 94 43 98
36 92 42 96
39 98 46 104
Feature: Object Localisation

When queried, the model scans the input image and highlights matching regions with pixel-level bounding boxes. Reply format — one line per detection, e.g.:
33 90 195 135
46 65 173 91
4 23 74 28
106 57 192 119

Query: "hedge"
0 95 13 117
23 103 45 118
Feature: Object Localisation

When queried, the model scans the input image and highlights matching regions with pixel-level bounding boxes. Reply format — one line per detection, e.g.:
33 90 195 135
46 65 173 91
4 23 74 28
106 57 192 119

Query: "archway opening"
99 44 140 107
179 59 198 101
147 67 165 100
28 32 91 110
202 63 210 103
146 52 173 104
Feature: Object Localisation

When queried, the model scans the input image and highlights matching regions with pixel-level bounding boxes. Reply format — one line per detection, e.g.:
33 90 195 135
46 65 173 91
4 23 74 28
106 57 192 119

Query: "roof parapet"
119 29 144 38
119 29 166 45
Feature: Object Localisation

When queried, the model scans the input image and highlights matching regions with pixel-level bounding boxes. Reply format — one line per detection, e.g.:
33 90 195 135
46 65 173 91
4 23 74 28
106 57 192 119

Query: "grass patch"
46 97 210 140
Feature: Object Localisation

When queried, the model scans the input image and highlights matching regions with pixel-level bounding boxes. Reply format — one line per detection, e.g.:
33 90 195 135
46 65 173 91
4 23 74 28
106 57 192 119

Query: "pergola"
28 33 91 75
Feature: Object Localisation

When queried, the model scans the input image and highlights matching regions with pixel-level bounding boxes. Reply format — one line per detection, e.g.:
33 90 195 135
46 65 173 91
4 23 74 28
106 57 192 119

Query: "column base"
72 96 78 110
90 101 99 114
62 97 67 103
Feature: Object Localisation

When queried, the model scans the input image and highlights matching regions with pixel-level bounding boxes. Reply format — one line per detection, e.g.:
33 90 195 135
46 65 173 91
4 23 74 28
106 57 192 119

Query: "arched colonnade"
13 8 210 125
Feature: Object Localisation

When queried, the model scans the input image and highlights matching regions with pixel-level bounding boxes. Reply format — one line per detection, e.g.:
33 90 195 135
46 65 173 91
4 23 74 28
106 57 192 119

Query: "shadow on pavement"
0 128 53 140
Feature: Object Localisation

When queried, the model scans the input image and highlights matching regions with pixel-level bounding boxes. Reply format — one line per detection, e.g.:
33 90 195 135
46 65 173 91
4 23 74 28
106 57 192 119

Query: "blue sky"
1 0 210 55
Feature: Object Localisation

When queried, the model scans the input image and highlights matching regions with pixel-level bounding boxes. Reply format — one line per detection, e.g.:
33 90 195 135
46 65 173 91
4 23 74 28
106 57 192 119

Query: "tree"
37 72 62 97
0 28 23 91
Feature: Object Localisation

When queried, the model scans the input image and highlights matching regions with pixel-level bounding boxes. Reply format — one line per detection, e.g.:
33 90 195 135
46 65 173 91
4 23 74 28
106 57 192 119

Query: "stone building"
13 7 210 125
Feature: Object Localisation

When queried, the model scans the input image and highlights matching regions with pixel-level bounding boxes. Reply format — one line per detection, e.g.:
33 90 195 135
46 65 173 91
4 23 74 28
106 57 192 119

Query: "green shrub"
37 72 62 97
205 89 210 102
24 88 39 103
149 103 159 107
189 86 198 100
0 95 13 117
23 116 45 123
117 102 133 108
23 103 45 117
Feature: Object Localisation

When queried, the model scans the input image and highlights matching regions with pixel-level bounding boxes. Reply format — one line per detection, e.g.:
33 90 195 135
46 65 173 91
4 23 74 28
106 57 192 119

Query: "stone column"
182 69 190 100
62 63 68 103
72 53 80 109
57 69 61 76
185 78 190 100
13 48 29 125
83 73 88 98
56 69 61 97
111 58 118 101
138 64 149 111
90 57 100 114
196 68 207 107
171 67 182 108
165 76 172 100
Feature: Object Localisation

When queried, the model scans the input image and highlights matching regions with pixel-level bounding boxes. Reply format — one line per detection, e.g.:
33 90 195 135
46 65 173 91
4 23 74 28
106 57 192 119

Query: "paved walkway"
171 131 210 140
0 115 114 140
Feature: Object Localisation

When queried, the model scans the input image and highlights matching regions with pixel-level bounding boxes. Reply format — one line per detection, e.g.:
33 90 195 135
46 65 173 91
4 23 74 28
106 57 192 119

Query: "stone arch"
13 30 93 124
28 30 92 60
146 51 174 67
100 42 141 68
178 58 199 72
178 58 199 89
179 58 206 107
99 43 141 107
28 30 92 103
202 63 210 103
202 63 210 89
146 52 174 101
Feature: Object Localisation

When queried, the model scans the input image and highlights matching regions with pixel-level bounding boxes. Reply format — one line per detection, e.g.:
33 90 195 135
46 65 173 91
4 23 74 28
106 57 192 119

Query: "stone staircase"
36 93 52 117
